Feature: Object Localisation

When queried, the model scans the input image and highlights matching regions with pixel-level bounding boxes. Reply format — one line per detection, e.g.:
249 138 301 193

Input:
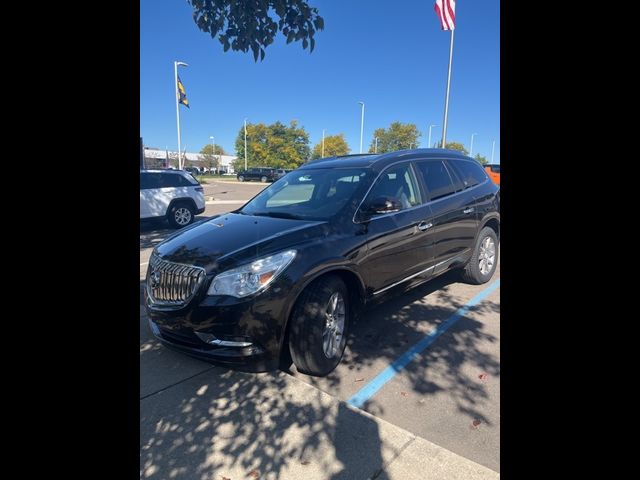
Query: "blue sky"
141 0 500 162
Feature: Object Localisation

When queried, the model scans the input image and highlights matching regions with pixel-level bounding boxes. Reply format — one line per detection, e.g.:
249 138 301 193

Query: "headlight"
207 250 297 298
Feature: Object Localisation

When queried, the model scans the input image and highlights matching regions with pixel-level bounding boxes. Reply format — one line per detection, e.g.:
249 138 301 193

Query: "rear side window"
415 160 456 201
487 165 500 173
176 174 199 186
450 159 488 189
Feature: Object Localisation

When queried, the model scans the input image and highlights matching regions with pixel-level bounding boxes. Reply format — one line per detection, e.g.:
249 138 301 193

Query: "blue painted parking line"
347 279 500 409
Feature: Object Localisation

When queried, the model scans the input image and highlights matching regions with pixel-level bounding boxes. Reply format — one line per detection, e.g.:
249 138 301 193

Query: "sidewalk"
140 368 499 479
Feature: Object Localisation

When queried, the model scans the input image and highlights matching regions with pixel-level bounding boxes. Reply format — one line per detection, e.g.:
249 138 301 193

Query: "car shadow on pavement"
140 292 386 479
139 268 499 479
297 269 500 427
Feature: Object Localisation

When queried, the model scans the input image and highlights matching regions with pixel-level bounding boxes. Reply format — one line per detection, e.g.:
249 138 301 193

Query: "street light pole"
209 136 214 174
322 129 325 157
174 61 188 170
244 118 248 171
491 140 496 163
374 137 378 153
358 101 365 154
470 133 477 157
428 125 438 148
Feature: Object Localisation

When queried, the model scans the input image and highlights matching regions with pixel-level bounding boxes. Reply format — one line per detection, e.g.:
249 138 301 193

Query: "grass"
194 174 240 184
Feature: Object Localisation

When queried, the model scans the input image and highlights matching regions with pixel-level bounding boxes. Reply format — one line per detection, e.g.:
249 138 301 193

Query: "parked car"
484 164 500 185
184 166 201 176
145 149 500 376
140 169 205 228
275 168 288 179
237 167 277 182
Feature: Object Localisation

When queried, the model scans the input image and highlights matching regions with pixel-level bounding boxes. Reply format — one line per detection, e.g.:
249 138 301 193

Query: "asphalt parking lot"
140 179 500 479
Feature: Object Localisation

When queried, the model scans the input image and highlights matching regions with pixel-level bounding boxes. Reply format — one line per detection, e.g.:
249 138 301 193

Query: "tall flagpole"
441 29 455 148
174 61 188 169
174 61 182 170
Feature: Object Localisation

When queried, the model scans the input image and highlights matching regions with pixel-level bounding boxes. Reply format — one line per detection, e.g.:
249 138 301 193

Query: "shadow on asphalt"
139 266 499 478
139 366 385 479
297 269 500 426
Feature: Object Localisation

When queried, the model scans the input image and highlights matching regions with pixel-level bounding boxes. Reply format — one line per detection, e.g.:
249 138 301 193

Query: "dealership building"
142 147 237 173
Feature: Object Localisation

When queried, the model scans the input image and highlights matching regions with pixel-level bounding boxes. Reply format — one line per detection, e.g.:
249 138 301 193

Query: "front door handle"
463 207 475 214
417 221 433 231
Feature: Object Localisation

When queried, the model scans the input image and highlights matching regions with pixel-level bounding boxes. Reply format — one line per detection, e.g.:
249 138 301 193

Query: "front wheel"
461 227 499 284
167 202 195 229
238 175 245 182
288 275 349 377
260 176 268 183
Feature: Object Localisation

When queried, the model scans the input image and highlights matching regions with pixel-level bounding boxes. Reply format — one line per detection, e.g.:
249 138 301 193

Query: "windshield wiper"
251 211 304 220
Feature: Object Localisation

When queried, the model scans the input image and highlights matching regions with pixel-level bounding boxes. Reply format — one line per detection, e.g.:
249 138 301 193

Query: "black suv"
237 167 277 183
145 149 500 376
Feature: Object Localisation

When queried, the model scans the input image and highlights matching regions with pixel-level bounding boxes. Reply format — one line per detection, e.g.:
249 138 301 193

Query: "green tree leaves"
234 120 311 169
474 153 488 165
443 142 469 155
187 0 324 62
367 122 421 153
311 133 350 159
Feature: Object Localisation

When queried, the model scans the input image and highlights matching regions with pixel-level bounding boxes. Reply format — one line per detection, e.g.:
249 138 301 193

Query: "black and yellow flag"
177 75 189 108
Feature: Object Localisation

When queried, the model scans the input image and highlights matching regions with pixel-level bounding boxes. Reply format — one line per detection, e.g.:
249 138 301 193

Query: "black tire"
238 175 245 182
260 176 268 183
288 275 349 377
461 227 499 284
167 202 195 229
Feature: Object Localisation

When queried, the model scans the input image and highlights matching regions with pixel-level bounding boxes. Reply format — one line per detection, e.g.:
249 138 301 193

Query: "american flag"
434 0 456 31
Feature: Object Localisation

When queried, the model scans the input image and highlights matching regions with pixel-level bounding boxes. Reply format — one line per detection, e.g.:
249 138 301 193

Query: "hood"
155 213 328 272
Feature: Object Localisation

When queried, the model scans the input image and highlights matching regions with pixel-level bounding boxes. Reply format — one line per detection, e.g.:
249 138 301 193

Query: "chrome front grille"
147 254 206 306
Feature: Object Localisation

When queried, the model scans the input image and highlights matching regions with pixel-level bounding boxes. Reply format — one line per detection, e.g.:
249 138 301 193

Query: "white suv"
140 170 206 228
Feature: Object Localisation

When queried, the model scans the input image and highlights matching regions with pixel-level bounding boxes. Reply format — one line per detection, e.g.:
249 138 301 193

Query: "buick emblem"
150 268 161 288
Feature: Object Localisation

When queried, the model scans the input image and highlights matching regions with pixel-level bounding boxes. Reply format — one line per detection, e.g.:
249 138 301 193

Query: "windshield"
240 168 370 221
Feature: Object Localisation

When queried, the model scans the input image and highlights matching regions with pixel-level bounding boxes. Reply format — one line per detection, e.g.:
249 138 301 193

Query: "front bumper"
147 317 275 372
144 277 294 372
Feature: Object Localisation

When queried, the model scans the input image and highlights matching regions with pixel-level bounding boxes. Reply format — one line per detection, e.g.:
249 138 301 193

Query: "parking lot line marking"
347 279 500 409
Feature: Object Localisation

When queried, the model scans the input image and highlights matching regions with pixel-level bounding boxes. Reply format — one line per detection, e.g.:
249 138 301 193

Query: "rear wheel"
238 175 245 182
461 227 499 284
288 275 349 377
167 202 195 229
260 176 268 183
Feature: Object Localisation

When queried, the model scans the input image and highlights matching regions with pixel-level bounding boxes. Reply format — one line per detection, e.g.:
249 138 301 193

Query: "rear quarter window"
449 159 488 189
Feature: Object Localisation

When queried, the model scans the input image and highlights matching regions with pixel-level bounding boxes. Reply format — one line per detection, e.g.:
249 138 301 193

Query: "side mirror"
365 196 403 215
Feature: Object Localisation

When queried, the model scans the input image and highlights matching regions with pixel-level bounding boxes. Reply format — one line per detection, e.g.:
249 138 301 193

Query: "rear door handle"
463 207 475 214
417 221 433 231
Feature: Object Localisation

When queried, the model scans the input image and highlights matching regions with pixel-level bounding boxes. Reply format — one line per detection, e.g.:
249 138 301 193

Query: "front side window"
364 163 422 212
415 160 456 201
140 172 164 190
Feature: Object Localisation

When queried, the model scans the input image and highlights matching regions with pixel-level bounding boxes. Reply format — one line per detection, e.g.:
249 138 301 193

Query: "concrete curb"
289 373 500 480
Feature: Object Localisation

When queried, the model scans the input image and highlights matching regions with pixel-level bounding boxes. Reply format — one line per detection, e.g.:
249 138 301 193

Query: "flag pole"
174 61 183 170
441 28 455 148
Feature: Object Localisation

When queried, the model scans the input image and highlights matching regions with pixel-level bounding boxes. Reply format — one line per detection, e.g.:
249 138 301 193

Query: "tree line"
195 120 488 172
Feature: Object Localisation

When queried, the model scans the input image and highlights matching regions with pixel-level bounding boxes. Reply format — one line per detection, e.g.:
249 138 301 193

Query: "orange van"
484 164 500 185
